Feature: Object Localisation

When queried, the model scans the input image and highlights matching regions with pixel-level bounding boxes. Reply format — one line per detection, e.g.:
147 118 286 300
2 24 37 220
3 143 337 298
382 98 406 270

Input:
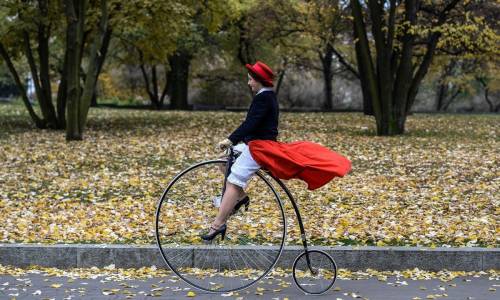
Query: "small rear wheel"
292 250 337 295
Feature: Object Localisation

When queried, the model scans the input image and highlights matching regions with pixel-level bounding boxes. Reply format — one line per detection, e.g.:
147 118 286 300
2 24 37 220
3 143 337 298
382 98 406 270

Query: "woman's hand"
217 138 232 151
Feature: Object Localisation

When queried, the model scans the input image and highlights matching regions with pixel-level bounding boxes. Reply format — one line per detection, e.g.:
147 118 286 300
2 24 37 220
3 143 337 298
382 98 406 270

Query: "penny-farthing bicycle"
155 146 337 295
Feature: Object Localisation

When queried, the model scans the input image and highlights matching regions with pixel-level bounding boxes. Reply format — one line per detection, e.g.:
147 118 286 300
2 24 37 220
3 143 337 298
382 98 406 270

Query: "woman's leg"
210 182 245 230
217 155 247 200
219 162 247 199
208 143 259 232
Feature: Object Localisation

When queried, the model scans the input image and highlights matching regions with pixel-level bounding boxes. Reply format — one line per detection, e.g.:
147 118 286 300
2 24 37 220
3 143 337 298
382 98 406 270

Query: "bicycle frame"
266 173 316 274
222 146 316 275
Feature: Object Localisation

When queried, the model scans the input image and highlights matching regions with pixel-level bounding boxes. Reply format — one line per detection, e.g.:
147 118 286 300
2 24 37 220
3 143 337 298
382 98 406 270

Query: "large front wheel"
155 160 286 293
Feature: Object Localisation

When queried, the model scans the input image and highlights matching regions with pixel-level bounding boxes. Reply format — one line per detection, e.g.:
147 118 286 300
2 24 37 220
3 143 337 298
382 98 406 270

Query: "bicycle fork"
221 147 235 198
273 178 317 275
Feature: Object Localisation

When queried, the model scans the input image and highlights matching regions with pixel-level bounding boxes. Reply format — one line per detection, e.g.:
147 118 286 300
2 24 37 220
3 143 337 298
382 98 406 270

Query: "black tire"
156 159 287 293
292 250 337 295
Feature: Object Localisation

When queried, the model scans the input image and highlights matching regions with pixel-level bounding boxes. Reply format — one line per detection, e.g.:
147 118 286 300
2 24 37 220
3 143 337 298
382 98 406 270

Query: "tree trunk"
78 0 108 129
236 17 255 66
65 0 85 140
90 90 98 107
435 60 456 111
477 77 496 112
442 89 460 111
137 46 163 109
90 28 112 107
139 62 160 109
275 68 286 98
0 42 45 128
37 0 60 128
351 0 459 135
319 44 334 111
159 66 169 108
151 65 162 109
484 86 493 112
64 0 108 140
56 48 68 129
23 30 60 129
406 0 461 114
351 0 382 128
13 0 60 129
168 51 191 110
436 82 447 111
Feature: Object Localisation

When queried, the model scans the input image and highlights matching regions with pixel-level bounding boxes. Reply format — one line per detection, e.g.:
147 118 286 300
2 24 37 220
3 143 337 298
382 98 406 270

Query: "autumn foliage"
0 103 497 247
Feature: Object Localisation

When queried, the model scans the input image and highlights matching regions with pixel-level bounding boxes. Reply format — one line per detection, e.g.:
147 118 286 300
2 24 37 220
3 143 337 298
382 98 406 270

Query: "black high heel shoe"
200 224 227 241
231 195 250 215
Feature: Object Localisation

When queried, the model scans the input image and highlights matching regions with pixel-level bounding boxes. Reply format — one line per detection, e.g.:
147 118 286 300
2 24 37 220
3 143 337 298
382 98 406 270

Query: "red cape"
248 140 352 190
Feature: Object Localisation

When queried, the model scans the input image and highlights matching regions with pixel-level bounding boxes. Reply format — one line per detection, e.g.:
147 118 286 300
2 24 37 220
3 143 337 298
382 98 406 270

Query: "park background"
0 1 498 248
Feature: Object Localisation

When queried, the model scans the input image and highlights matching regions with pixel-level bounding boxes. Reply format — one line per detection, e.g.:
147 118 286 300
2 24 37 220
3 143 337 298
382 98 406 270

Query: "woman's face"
247 74 262 93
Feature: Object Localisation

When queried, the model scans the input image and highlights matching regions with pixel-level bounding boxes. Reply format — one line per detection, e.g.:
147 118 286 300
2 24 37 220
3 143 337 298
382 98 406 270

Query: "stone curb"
0 244 498 271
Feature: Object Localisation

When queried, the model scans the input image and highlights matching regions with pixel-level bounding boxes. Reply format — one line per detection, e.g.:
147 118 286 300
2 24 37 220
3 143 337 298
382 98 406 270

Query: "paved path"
1 272 498 300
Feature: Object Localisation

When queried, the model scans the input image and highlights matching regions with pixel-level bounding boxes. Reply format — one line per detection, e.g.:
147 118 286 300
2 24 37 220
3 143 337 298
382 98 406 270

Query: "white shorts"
227 143 261 189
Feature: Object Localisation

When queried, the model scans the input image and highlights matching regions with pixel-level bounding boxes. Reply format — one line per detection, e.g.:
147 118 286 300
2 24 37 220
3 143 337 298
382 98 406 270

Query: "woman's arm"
228 94 269 145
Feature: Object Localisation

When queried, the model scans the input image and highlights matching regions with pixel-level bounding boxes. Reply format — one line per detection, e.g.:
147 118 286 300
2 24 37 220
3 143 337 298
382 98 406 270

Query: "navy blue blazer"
228 90 279 145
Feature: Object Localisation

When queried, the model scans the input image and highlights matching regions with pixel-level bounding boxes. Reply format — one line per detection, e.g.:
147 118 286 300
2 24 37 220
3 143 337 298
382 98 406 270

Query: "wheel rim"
156 160 286 293
292 250 337 295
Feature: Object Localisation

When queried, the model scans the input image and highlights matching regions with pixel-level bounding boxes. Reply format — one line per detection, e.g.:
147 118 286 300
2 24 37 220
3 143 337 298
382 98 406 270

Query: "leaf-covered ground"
1 264 497 283
0 102 498 247
0 265 497 299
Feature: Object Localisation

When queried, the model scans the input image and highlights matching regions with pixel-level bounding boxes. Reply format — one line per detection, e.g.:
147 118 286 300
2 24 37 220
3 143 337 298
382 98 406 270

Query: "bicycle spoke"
293 250 337 294
156 160 286 293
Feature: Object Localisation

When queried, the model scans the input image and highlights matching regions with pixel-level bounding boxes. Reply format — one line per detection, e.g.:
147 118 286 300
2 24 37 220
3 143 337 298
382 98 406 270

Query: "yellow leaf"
187 291 196 297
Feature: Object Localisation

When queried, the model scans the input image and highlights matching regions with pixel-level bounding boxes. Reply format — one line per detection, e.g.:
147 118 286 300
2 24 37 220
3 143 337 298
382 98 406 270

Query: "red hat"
245 61 275 87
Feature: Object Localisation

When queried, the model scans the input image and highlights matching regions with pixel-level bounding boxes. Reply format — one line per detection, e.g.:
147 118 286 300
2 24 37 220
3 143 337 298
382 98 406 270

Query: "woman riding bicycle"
158 61 350 294
201 60 352 242
201 61 278 241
